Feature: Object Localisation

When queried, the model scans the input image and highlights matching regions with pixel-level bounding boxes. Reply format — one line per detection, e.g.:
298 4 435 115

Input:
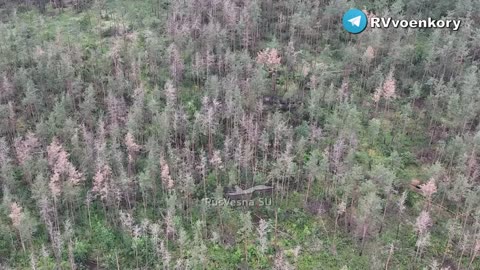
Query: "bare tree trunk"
68 240 76 270
468 250 478 269
458 242 467 270
274 208 278 246
305 175 313 205
18 232 26 253
86 200 92 229
359 224 368 256
385 244 394 270
116 250 121 270
379 197 389 234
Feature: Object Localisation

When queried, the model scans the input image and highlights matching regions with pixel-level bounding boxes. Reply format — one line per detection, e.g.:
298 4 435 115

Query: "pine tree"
257 218 270 255
256 48 281 93
356 182 382 256
370 164 395 234
0 74 14 103
238 211 253 262
383 69 396 101
191 221 207 269
92 164 113 204
396 191 407 239
160 157 174 190
420 178 437 210
47 138 85 199
168 43 184 84
22 79 41 119
414 210 433 264
14 132 39 183
125 132 141 176
8 202 25 251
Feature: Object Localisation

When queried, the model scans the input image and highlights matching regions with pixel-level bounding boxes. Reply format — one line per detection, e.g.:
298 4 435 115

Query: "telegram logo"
342 9 368 34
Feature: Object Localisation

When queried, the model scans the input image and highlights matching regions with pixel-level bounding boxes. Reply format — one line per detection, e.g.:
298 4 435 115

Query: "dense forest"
0 0 480 269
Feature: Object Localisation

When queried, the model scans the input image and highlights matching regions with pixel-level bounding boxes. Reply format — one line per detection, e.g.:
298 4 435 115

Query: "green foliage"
0 0 479 269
